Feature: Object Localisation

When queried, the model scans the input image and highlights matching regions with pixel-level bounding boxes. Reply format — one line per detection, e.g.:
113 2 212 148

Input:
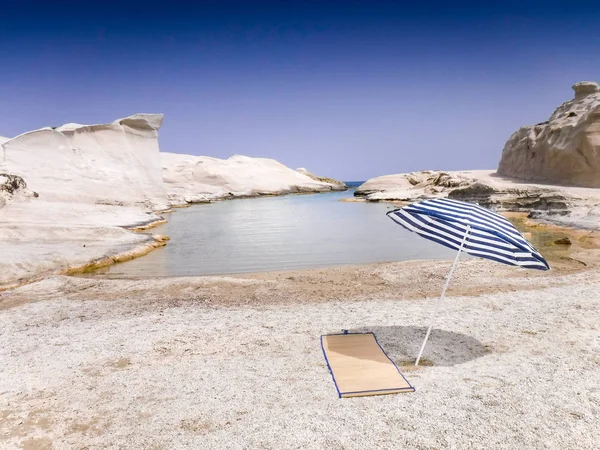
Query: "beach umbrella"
386 197 550 365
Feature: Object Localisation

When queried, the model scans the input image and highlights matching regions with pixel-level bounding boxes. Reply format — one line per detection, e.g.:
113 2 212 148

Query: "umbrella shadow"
337 326 490 367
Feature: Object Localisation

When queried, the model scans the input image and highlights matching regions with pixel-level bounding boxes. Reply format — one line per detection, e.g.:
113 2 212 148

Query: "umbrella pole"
415 225 471 366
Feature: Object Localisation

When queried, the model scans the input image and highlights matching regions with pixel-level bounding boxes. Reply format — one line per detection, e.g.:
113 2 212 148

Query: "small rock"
0 173 27 194
554 237 572 245
448 182 496 199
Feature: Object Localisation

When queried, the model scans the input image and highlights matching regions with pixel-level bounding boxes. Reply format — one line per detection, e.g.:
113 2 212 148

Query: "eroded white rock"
161 153 346 205
355 169 600 230
498 81 600 188
1 113 168 210
0 114 169 287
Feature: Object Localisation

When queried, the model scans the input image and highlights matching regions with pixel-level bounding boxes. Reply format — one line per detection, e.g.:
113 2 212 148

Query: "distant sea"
344 181 365 187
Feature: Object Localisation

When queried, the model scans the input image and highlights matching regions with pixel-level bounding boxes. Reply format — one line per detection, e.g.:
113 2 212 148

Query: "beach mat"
321 332 415 398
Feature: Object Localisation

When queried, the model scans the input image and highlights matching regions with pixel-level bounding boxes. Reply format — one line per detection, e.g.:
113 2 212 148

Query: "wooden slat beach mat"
321 332 415 398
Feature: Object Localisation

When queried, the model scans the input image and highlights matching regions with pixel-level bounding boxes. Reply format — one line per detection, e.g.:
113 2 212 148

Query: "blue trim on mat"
321 331 415 398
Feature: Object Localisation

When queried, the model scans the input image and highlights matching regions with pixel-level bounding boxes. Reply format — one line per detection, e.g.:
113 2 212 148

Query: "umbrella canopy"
387 198 549 270
386 197 550 365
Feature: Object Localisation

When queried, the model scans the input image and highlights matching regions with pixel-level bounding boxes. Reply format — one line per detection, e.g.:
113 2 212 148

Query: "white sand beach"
1 261 599 449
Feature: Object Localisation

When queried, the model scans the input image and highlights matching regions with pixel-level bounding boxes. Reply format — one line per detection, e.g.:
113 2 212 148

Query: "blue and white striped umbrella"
387 198 549 270
386 197 549 365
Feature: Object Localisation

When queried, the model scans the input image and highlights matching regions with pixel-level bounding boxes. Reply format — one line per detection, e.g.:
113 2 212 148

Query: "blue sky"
1 1 599 180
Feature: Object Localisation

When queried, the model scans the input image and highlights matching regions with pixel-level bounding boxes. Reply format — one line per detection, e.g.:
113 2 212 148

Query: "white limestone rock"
161 153 346 205
354 170 472 200
0 114 168 288
498 81 600 187
355 169 600 230
1 113 168 210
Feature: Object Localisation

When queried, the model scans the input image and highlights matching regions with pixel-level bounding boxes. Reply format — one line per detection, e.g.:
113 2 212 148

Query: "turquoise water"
91 188 456 277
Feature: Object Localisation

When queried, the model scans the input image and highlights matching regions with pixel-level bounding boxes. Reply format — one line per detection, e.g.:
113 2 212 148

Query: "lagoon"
91 188 456 277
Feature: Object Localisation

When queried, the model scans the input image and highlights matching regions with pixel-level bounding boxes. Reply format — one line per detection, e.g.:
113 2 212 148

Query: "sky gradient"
1 1 599 181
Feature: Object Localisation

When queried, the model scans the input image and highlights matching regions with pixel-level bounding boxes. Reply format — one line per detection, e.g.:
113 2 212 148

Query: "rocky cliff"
498 81 600 188
1 114 168 210
0 114 169 288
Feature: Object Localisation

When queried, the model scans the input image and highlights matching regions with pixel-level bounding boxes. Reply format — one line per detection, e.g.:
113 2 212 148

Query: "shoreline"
72 201 600 283
172 186 350 205
0 234 170 294
3 216 599 310
63 234 170 276
0 189 347 292
3 189 599 293
4 251 599 314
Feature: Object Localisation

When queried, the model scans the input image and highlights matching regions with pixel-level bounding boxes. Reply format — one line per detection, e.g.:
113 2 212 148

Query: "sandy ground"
1 250 600 449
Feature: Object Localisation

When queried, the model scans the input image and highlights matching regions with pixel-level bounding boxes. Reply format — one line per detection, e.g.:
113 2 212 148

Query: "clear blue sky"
1 1 599 181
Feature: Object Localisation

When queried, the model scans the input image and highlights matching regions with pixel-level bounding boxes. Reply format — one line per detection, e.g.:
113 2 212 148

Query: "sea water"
90 187 456 277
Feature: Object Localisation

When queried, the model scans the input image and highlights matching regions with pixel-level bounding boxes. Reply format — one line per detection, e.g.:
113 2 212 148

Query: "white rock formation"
161 153 346 205
498 81 600 187
1 114 168 209
355 171 470 200
355 170 600 229
0 114 169 288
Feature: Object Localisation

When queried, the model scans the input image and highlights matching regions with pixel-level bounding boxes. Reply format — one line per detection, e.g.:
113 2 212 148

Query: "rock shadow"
327 326 489 367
